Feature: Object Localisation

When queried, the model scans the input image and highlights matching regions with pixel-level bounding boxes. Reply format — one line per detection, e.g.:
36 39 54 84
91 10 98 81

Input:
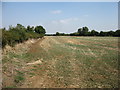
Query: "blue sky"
2 2 118 34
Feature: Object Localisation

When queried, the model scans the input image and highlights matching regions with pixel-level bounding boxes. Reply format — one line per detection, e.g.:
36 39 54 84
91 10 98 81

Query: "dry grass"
2 36 119 88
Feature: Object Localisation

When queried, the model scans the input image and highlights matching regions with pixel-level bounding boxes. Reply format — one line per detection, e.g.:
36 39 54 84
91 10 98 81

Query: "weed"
14 71 24 83
5 86 16 88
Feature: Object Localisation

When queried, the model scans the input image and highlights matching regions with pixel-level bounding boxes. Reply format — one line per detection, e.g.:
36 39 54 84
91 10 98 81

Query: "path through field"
2 36 119 88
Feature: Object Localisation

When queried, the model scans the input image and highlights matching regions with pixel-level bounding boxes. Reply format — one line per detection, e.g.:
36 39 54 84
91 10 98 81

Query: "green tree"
35 26 46 34
27 26 34 32
107 31 115 36
56 32 60 36
78 28 82 35
77 27 89 36
115 30 120 36
90 30 99 36
82 27 89 36
16 24 25 30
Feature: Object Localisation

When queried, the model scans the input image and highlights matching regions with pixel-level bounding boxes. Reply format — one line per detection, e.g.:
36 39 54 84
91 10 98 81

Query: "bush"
2 24 46 48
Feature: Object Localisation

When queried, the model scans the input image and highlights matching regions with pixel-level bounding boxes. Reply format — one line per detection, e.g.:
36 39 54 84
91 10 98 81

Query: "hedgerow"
1 24 46 48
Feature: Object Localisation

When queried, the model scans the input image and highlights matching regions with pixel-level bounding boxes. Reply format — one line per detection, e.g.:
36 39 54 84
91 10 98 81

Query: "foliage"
35 25 46 35
2 24 46 48
55 32 69 36
115 30 120 36
90 30 99 36
51 26 120 37
70 32 79 36
56 32 60 36
2 24 120 48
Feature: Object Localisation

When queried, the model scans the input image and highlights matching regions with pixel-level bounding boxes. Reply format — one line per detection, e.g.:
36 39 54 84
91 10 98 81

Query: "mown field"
2 36 119 88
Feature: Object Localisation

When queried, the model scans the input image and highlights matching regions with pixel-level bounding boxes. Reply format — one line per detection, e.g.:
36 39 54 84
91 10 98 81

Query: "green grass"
5 86 17 88
14 71 25 83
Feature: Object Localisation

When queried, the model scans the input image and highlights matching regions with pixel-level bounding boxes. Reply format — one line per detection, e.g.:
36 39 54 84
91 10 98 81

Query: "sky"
2 2 118 34
118 1 120 29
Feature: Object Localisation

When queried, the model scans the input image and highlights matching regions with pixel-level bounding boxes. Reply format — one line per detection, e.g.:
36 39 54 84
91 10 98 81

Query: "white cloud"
51 18 79 24
51 10 62 14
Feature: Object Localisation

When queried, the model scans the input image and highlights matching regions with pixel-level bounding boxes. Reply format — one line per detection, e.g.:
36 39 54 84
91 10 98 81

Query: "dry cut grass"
2 36 119 88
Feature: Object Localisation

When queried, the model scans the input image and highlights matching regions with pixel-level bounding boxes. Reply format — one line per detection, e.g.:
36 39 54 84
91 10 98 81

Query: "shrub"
2 24 46 48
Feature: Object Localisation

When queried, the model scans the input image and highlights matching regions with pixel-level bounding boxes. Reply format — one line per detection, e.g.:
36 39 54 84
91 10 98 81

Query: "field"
2 36 119 88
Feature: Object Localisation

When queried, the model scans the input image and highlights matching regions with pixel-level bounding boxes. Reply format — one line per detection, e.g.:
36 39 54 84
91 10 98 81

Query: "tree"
90 30 99 36
82 27 89 36
99 31 104 36
27 25 30 32
77 27 89 36
107 31 115 36
27 26 34 32
115 30 120 36
16 24 25 30
35 26 46 34
78 28 82 35
56 32 60 36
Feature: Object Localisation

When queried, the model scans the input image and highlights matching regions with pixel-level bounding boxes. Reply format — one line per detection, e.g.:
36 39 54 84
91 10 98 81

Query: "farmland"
2 36 119 88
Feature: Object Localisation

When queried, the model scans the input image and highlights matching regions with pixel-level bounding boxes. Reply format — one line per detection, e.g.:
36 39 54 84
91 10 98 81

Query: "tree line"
1 24 46 48
1 25 120 48
46 26 120 37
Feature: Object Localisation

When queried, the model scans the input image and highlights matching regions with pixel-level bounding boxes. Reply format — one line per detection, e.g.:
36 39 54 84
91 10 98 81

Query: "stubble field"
2 36 119 88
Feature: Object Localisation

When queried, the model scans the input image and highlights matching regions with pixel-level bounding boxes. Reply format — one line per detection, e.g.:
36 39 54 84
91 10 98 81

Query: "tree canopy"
35 26 46 35
50 27 120 37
